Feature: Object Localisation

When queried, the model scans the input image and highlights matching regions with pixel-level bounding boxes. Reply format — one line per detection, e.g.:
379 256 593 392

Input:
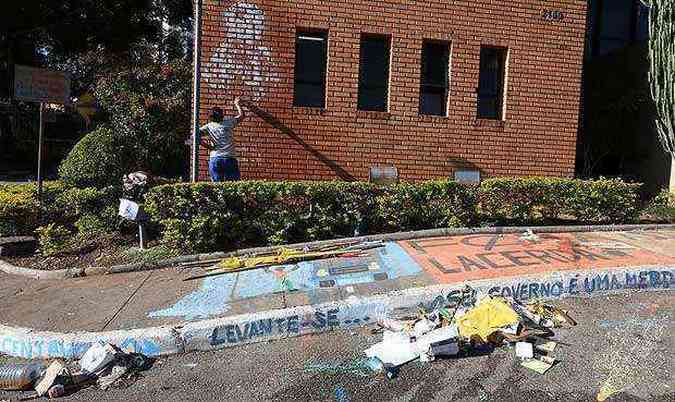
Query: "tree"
643 0 675 158
59 59 191 186
1 0 193 98
0 1 193 173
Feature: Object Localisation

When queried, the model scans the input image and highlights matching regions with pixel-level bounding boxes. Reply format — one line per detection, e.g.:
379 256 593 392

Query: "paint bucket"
0 362 46 390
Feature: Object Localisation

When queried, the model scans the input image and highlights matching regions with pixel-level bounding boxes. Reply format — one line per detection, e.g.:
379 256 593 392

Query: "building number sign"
542 9 565 22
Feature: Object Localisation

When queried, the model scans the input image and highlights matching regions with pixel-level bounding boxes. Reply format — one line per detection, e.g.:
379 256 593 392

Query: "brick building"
196 0 588 182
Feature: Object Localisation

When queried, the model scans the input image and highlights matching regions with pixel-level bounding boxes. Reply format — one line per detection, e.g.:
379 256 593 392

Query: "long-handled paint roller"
239 100 356 181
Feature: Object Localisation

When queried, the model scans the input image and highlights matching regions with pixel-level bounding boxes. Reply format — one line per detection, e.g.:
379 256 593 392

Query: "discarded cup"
516 342 534 359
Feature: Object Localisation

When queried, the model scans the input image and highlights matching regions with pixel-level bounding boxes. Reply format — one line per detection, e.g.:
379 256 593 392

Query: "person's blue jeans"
209 156 240 182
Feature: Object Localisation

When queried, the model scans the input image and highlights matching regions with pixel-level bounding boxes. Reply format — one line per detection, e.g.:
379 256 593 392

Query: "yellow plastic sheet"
457 297 520 341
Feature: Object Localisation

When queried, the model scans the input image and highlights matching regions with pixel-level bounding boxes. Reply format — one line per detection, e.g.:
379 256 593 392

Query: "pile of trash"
363 286 576 379
0 342 151 399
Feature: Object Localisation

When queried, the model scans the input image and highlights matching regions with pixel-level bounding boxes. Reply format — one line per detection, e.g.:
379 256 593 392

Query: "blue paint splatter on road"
335 386 350 402
149 243 422 320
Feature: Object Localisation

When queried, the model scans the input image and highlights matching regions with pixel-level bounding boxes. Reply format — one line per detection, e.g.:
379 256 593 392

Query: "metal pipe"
37 102 44 221
191 0 203 182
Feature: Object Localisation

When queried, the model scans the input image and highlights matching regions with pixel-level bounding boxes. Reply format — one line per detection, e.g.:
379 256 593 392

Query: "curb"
2 224 675 281
1 265 673 360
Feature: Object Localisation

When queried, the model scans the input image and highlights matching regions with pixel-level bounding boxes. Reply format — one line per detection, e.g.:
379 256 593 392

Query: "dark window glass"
636 3 650 41
585 0 601 57
358 34 391 111
293 30 328 108
477 46 507 120
597 0 633 55
600 0 632 39
419 41 450 116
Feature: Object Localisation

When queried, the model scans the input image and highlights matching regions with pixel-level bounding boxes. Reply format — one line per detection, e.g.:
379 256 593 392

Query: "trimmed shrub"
146 178 644 253
144 180 479 253
371 181 479 232
566 178 641 223
0 177 651 256
642 189 675 222
0 181 122 237
35 223 71 256
58 126 124 188
0 181 68 236
479 177 641 224
55 185 121 229
0 184 38 236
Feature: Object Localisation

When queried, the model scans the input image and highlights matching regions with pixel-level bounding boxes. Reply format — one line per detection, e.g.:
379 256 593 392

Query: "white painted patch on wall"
205 2 280 101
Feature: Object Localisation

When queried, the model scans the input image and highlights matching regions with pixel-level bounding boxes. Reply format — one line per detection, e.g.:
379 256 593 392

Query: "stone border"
1 223 674 280
1 265 673 359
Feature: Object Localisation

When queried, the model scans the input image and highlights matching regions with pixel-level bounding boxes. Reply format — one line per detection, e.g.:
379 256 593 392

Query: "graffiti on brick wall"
205 2 279 101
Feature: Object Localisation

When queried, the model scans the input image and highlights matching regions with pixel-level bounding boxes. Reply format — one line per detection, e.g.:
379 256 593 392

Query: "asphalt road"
2 291 673 402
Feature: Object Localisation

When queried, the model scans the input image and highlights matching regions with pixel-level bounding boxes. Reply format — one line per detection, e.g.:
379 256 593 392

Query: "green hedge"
144 180 479 252
0 181 121 237
0 182 67 236
479 177 642 224
144 177 642 253
0 177 645 254
642 189 675 223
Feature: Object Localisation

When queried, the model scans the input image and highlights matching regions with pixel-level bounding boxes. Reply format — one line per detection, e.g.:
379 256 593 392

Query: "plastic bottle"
0 362 46 390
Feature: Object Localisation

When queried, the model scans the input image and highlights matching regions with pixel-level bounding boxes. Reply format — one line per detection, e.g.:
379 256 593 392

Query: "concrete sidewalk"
2 228 675 359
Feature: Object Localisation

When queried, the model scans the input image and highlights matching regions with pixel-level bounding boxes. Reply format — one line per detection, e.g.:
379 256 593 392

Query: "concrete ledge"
0 236 37 257
0 259 84 280
1 265 672 360
2 223 675 280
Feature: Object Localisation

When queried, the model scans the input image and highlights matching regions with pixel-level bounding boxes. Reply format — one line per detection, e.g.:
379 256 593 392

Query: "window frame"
293 28 329 109
476 45 509 121
357 33 392 112
419 39 451 117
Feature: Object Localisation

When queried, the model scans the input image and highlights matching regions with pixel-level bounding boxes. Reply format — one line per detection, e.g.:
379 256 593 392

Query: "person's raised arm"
234 97 245 124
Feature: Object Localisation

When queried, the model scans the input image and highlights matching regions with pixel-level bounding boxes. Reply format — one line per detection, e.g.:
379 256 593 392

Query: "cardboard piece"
521 356 556 374
535 341 557 353
34 360 67 396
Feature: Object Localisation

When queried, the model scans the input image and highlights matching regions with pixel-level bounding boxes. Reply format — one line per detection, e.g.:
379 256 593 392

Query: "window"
419 40 450 116
293 29 328 108
477 46 508 120
587 0 647 57
636 2 650 42
597 0 633 55
358 34 391 111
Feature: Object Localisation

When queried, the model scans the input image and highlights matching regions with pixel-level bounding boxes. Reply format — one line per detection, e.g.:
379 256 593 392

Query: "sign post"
37 103 44 208
13 65 70 218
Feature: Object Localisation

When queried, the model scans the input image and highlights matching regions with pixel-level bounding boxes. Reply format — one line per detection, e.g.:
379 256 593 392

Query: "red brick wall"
197 0 587 182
